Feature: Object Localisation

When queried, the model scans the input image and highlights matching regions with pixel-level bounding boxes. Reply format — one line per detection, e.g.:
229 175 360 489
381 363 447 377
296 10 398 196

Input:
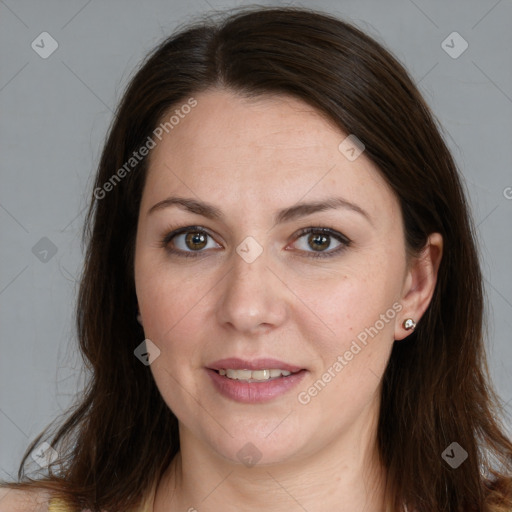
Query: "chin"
196 415 314 467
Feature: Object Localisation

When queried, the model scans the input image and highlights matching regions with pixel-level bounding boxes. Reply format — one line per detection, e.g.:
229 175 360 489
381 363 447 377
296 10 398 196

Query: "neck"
153 406 388 512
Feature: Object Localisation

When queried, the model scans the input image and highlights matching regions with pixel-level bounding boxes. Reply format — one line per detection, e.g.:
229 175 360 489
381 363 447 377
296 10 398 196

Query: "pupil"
310 233 329 251
186 232 207 250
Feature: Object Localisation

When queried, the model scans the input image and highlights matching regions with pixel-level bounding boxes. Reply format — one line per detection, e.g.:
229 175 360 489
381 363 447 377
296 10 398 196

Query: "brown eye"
292 227 351 259
306 232 330 252
161 226 221 257
184 231 208 251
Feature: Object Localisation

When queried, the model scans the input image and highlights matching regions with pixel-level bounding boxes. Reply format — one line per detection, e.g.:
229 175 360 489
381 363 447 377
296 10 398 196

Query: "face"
134 89 410 466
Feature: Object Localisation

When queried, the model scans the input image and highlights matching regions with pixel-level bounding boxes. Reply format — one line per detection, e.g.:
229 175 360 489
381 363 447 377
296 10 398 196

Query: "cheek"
137 269 209 414
302 258 398 345
134 249 201 361
297 256 399 397
138 275 204 352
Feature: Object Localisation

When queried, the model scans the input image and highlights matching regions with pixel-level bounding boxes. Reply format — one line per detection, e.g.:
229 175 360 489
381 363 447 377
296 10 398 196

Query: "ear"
394 232 443 341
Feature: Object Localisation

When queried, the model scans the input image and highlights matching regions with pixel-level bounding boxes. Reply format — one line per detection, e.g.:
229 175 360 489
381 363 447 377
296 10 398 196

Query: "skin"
134 89 443 512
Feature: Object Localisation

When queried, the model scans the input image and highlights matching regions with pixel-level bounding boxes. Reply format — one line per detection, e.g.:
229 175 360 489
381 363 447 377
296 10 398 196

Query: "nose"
216 247 289 335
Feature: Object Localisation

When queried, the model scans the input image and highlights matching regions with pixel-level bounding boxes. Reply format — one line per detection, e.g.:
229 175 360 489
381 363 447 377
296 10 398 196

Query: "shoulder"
0 487 52 512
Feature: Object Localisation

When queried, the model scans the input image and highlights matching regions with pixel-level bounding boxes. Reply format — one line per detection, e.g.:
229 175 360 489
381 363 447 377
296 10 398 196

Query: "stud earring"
402 318 416 331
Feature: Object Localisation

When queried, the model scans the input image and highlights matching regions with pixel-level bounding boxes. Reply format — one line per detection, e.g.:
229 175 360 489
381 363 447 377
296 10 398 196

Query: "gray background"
1 0 511 479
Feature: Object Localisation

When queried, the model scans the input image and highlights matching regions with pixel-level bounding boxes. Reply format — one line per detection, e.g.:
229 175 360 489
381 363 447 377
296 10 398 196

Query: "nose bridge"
216 240 287 333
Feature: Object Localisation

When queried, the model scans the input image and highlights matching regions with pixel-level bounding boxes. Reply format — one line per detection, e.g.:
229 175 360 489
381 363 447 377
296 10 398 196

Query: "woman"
1 6 511 512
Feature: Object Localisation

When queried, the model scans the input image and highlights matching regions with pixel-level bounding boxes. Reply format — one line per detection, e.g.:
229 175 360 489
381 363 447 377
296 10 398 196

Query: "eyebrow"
147 196 372 226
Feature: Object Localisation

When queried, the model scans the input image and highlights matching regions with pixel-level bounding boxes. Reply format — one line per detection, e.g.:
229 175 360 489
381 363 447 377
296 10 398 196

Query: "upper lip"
207 357 304 373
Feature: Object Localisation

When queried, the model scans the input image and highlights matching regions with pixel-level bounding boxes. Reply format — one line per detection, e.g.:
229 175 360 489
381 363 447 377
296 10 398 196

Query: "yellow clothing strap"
47 495 153 512
48 497 74 512
47 477 157 512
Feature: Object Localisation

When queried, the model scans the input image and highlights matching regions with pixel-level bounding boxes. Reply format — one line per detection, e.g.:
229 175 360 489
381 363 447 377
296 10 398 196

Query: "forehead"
142 89 398 223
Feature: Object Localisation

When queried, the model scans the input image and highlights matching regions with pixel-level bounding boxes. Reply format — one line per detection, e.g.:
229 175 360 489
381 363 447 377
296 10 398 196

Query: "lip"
205 358 307 404
207 357 304 373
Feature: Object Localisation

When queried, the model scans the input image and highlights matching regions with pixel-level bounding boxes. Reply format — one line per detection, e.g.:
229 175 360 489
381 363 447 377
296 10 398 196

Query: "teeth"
218 368 293 381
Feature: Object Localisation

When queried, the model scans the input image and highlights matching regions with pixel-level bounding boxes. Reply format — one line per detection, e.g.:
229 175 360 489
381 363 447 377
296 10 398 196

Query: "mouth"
207 357 304 373
211 368 302 382
205 357 307 403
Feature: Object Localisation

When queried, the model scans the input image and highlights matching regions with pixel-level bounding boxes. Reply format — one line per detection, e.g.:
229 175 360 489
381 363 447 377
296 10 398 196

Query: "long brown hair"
2 6 511 512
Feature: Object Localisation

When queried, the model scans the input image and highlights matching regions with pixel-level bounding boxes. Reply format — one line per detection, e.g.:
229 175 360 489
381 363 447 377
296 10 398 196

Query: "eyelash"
159 224 351 260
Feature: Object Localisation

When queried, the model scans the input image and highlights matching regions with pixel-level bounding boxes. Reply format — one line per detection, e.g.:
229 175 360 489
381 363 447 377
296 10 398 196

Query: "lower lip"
205 368 307 403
